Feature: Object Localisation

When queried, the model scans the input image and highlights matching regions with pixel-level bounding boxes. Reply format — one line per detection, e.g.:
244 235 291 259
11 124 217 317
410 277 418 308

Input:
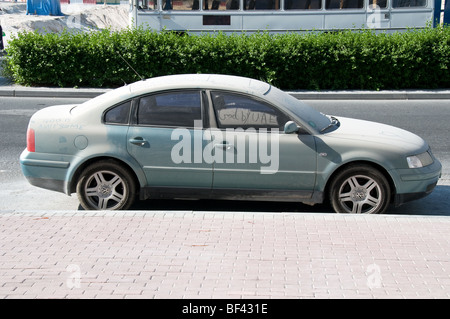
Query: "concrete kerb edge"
288 91 450 100
0 87 111 98
1 209 450 222
1 87 450 99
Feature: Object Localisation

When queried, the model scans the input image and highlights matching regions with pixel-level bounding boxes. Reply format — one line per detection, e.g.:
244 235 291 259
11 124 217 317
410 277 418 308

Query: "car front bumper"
391 158 442 207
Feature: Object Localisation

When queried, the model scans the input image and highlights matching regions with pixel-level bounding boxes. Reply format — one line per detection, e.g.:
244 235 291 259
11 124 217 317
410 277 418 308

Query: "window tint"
325 0 363 9
392 0 426 7
285 0 322 9
138 91 202 127
211 91 289 130
162 0 199 10
368 0 387 8
138 0 156 10
104 101 131 125
208 0 239 10
246 0 279 10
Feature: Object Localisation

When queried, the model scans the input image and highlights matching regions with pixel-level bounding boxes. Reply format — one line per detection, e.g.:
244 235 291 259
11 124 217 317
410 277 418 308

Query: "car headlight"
407 151 434 168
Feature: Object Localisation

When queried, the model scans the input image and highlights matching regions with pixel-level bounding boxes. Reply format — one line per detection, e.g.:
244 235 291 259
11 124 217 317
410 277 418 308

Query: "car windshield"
268 86 332 132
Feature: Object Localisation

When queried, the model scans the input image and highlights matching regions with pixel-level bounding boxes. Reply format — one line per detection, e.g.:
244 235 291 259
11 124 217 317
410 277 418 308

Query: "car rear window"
104 101 132 125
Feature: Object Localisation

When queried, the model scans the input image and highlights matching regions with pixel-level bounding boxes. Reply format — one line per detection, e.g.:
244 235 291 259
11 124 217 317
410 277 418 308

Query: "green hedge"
3 26 450 90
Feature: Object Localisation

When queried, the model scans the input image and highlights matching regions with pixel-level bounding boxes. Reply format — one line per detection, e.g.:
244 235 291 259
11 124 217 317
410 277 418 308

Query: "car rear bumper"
20 149 71 194
24 176 66 194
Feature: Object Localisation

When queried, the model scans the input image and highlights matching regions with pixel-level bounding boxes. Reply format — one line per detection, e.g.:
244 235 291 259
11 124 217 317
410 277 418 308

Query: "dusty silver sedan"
20 74 442 213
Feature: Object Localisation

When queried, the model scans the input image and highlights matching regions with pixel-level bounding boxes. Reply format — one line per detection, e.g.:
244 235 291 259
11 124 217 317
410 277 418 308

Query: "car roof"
128 74 272 96
74 73 329 134
76 74 273 114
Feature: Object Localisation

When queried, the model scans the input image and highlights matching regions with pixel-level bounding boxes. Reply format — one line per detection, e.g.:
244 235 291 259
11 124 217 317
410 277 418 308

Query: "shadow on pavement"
78 185 450 216
386 185 449 216
129 198 333 214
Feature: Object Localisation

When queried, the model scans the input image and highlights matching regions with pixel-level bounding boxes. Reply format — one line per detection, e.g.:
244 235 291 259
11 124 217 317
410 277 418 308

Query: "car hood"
325 117 427 152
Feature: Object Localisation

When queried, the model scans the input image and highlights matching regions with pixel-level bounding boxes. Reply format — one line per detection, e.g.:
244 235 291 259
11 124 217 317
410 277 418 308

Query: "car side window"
137 91 202 127
211 91 289 130
104 100 131 125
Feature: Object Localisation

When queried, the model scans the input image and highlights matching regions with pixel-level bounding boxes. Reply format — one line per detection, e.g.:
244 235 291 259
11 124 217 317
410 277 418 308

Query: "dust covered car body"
20 74 441 213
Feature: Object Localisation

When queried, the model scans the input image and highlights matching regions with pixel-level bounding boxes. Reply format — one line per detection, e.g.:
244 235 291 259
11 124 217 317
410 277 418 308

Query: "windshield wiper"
320 116 340 133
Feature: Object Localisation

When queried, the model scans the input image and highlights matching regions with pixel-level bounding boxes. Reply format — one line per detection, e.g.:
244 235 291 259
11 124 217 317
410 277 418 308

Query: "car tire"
76 160 136 210
329 164 391 214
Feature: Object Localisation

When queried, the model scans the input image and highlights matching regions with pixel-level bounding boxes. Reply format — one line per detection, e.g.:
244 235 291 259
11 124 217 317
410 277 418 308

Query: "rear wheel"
76 161 136 210
329 164 391 214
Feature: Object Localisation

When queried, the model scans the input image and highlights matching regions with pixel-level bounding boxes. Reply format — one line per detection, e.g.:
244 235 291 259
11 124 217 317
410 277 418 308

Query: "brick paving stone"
0 211 449 299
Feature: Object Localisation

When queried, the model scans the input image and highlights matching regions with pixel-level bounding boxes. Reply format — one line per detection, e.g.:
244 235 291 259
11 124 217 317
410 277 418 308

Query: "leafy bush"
3 26 450 90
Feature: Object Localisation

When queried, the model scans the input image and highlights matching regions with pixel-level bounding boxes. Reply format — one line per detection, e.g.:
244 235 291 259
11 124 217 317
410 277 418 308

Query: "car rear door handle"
129 137 147 147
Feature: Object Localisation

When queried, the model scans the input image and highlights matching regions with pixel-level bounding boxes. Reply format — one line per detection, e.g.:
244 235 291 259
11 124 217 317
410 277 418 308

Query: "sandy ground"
0 2 129 48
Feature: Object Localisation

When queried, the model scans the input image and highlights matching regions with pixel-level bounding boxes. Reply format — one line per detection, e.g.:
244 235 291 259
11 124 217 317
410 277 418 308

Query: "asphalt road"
0 96 449 215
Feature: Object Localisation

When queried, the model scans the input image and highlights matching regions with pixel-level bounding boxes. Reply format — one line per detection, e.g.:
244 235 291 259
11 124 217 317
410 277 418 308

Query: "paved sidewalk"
0 211 449 299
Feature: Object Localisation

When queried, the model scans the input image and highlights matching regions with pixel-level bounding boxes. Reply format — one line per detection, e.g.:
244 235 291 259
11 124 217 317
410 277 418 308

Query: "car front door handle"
215 142 234 151
129 137 147 147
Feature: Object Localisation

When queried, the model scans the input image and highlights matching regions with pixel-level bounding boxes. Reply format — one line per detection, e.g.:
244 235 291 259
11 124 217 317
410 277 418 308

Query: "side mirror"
284 121 300 134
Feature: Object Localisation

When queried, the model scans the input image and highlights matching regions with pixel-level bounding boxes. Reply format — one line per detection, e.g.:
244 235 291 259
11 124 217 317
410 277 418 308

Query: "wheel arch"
68 156 142 195
323 160 397 204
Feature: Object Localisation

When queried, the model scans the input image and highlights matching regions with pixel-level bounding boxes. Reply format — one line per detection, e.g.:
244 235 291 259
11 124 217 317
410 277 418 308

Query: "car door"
209 91 317 199
126 90 213 189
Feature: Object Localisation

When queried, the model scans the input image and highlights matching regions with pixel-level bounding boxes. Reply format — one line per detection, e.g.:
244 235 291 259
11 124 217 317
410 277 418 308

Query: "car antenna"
116 51 145 81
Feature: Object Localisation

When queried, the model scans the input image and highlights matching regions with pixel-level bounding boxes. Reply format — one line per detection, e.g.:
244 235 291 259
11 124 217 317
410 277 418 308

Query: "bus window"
245 0 280 10
205 0 240 10
392 0 427 7
162 0 200 10
325 0 363 9
139 0 157 10
368 0 387 8
285 0 322 9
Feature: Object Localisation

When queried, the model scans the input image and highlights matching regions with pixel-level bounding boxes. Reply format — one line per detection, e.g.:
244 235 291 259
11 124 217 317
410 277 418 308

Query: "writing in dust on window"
218 108 278 127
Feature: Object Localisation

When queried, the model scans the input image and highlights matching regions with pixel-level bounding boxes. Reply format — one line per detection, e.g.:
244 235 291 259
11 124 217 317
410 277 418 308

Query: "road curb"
288 90 450 100
1 209 449 218
0 87 111 99
1 86 450 100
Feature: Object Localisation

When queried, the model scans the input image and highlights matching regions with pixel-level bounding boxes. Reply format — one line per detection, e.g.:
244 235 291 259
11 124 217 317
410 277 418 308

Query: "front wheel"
76 161 136 210
329 165 391 214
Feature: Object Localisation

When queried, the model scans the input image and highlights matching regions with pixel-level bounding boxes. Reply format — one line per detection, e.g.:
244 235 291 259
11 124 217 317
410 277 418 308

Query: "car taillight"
27 128 35 152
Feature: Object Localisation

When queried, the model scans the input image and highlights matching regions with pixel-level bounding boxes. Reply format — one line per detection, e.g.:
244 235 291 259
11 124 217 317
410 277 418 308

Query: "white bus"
129 0 448 33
